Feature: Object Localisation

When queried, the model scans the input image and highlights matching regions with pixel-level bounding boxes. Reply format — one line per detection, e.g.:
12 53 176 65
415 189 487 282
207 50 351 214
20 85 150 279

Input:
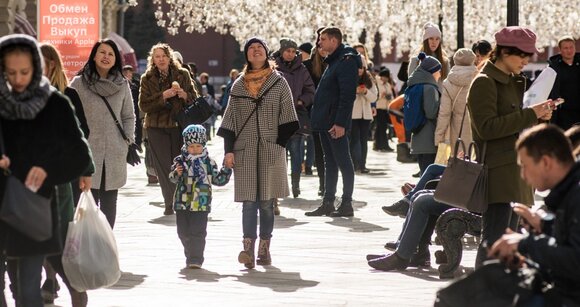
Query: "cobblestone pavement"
5 134 478 307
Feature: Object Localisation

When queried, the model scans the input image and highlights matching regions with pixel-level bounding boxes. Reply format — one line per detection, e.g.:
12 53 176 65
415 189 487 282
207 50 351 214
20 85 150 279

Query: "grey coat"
408 67 441 154
71 74 135 190
218 71 298 202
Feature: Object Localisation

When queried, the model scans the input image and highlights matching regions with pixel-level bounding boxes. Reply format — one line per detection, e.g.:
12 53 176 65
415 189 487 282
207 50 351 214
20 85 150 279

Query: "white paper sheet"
523 67 557 108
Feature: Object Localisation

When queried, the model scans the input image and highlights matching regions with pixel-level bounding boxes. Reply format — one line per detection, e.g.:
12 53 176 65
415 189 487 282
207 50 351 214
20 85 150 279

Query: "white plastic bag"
62 191 121 292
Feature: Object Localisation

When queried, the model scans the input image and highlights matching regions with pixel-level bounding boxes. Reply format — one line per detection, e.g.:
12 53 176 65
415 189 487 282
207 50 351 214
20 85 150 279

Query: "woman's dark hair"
0 44 33 69
77 39 124 83
490 45 533 63
472 40 492 56
358 69 374 89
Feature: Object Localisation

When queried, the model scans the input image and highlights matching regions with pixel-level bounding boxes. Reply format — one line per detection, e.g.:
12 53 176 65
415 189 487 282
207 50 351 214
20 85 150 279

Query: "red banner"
38 1 101 80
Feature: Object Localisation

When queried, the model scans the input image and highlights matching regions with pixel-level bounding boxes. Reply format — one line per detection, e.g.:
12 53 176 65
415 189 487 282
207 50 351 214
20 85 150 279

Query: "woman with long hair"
70 39 135 228
350 55 377 173
139 43 198 216
39 42 93 306
408 22 450 82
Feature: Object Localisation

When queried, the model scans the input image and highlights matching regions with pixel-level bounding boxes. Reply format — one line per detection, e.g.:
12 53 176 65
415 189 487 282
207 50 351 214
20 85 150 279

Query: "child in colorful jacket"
169 124 232 268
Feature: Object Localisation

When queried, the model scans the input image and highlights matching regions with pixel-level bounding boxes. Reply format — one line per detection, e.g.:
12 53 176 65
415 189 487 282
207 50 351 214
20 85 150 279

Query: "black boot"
305 199 335 216
367 252 409 271
408 245 431 267
291 172 300 198
396 143 416 163
382 198 410 218
330 200 354 217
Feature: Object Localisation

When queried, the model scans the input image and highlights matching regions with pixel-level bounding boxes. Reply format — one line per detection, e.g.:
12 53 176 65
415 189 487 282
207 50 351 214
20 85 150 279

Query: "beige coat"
352 83 378 120
434 65 479 147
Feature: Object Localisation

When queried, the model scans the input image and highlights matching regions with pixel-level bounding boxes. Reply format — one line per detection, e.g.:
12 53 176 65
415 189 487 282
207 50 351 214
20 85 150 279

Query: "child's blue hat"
182 124 207 146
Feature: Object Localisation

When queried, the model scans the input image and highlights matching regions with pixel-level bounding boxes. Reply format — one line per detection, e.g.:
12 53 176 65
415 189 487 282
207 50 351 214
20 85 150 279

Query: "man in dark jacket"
548 36 580 131
489 124 580 306
306 27 359 217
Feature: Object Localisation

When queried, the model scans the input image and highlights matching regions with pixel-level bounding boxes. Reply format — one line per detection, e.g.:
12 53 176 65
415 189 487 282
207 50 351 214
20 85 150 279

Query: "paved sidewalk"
6 136 478 307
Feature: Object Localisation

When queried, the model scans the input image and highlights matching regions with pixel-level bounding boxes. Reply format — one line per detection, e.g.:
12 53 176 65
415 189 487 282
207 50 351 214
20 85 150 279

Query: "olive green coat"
467 61 537 206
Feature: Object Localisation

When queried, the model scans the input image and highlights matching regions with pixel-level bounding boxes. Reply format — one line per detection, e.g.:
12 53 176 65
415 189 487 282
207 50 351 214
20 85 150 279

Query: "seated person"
368 188 454 270
382 163 446 217
488 124 580 306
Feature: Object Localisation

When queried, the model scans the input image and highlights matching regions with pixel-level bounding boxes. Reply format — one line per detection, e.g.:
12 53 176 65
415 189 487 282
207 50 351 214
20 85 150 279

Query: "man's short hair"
320 27 343 44
516 124 574 164
557 35 575 48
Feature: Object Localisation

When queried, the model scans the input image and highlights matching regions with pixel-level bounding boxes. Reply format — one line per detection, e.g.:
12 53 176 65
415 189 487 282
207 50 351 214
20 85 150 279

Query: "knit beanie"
418 52 442 73
243 37 269 63
298 42 313 54
453 48 476 66
422 22 442 41
182 124 207 147
279 38 298 53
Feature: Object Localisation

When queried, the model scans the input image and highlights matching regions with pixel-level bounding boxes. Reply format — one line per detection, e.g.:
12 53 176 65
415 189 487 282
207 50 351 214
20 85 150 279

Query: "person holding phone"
467 26 556 268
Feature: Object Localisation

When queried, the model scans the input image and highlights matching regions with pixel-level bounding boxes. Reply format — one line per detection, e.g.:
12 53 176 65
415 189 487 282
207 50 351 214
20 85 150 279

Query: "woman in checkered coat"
218 37 299 269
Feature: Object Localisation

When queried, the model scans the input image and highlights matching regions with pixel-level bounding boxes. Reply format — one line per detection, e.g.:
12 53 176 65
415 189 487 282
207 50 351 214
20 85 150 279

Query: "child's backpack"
403 83 438 133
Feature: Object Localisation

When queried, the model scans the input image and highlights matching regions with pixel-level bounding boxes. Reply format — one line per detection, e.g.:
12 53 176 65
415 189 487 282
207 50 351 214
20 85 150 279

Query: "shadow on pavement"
326 217 389 233
148 215 176 226
273 215 309 229
149 201 164 208
232 266 319 292
110 271 147 289
179 268 228 283
400 266 449 282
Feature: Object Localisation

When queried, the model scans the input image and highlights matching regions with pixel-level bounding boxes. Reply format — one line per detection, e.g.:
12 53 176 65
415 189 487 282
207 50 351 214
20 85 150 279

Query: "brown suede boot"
256 239 271 265
238 238 255 269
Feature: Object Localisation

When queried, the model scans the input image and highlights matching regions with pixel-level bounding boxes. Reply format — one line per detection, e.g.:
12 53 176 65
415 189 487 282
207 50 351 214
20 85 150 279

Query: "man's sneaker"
187 263 202 269
381 198 410 218
305 200 335 216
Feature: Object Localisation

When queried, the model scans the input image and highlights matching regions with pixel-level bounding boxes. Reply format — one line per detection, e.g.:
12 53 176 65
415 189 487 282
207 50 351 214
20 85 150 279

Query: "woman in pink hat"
467 26 557 268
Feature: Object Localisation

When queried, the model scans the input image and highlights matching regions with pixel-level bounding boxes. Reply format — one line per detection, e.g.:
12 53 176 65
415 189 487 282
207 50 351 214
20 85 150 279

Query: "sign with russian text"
38 1 101 80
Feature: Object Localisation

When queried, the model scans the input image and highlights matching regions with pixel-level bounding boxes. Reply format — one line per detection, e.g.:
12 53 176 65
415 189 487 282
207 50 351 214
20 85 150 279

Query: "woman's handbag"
62 192 121 291
0 124 52 241
174 96 214 129
98 95 141 166
0 175 52 241
434 102 488 214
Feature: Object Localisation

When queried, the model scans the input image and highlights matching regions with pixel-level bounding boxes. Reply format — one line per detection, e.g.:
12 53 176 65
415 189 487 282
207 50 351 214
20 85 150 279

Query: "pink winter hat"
494 26 540 54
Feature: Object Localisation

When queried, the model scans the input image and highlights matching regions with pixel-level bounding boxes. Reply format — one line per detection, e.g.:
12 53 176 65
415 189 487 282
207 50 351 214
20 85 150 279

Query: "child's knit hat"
418 52 442 73
182 124 207 147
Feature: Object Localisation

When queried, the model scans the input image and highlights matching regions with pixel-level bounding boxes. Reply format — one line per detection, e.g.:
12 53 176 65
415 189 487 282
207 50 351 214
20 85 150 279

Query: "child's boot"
238 238 255 269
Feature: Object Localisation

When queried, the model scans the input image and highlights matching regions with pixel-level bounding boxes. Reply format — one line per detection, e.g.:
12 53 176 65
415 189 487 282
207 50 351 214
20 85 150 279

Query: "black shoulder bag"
174 96 215 129
0 122 52 241
98 95 141 166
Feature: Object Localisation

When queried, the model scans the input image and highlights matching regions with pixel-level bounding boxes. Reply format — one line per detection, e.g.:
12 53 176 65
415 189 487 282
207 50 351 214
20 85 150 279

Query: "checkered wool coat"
218 71 299 202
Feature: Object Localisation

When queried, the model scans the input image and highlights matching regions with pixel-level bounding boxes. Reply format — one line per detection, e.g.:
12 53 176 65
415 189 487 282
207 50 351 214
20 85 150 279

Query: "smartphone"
554 98 565 106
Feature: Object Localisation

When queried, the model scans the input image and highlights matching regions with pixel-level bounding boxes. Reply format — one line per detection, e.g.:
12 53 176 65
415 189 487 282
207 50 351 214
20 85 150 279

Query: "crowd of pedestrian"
1 18 579 306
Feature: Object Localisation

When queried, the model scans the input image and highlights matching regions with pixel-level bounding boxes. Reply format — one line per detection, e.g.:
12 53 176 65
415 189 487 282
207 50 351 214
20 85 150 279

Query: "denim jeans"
417 153 436 175
305 134 315 168
405 163 446 201
242 199 275 240
286 135 305 174
176 211 209 266
320 131 355 203
350 119 371 170
396 191 453 259
1 255 45 307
